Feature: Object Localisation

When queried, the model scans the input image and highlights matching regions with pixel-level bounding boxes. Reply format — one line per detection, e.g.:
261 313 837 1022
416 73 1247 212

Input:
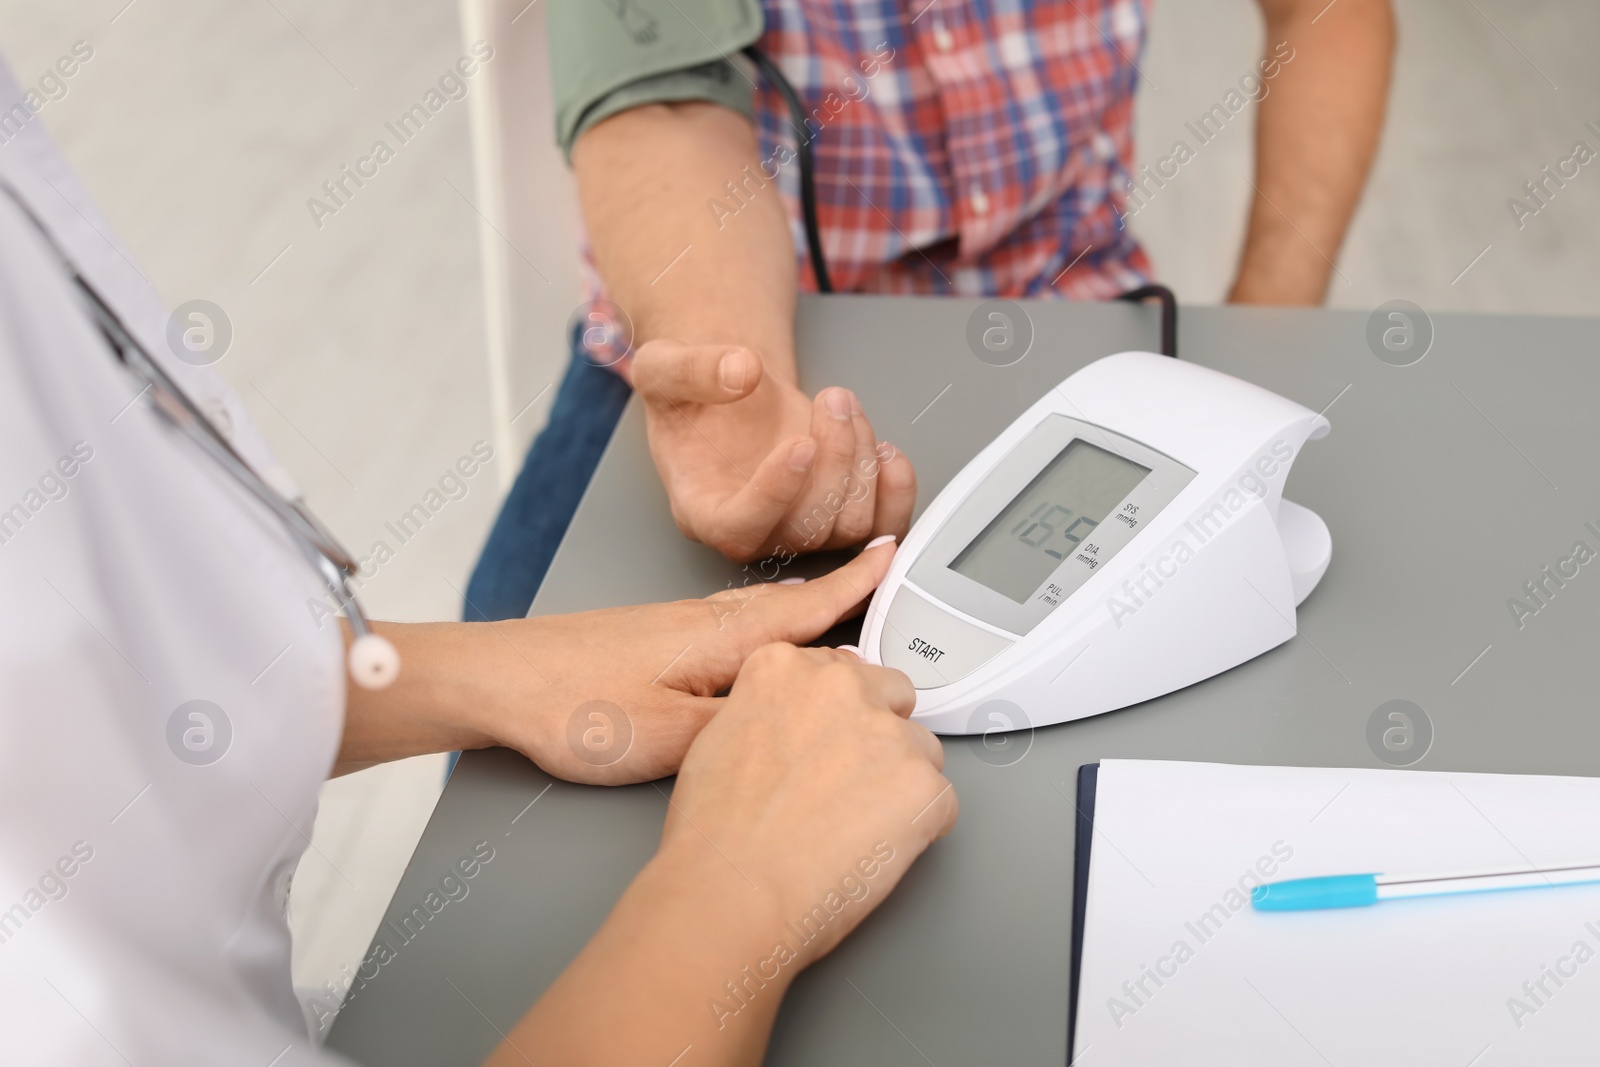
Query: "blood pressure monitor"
860 352 1332 735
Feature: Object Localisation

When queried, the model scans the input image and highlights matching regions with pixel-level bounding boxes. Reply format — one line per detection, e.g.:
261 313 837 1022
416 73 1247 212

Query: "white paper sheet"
1075 760 1600 1066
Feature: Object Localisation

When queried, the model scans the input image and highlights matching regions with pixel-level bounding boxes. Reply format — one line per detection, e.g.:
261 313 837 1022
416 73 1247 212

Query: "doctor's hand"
336 538 903 782
493 644 956 1067
629 339 916 563
663 642 958 966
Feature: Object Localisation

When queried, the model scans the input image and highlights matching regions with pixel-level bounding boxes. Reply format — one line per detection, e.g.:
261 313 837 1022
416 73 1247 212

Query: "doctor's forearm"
485 844 787 1067
1230 0 1394 304
573 103 799 384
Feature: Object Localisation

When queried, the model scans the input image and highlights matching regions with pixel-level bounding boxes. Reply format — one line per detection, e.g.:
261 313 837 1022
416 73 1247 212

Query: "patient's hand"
631 339 916 562
478 537 899 785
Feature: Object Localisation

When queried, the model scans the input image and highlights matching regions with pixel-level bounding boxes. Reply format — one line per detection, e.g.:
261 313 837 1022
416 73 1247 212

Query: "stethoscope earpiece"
348 633 401 690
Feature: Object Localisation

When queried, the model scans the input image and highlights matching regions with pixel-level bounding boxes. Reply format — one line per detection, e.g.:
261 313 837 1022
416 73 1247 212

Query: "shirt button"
932 24 954 52
970 186 991 216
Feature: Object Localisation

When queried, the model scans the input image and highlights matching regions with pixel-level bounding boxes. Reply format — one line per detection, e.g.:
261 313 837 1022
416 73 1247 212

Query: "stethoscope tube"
744 46 833 294
2 180 399 689
743 48 1179 357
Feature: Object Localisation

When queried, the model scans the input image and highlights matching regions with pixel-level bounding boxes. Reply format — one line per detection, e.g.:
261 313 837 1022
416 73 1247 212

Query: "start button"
878 586 1014 689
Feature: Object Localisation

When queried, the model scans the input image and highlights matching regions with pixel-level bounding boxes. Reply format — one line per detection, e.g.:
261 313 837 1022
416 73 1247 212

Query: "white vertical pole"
458 0 517 491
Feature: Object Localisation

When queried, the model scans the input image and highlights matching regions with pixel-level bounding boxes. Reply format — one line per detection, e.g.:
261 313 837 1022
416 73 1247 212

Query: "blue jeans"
452 341 629 778
463 340 633 623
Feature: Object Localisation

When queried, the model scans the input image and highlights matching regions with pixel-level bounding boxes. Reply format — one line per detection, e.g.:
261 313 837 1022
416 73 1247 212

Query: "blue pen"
1252 863 1600 912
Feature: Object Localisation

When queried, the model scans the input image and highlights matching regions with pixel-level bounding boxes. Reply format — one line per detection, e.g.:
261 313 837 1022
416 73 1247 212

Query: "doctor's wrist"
336 621 507 774
636 836 804 992
500 831 798 1065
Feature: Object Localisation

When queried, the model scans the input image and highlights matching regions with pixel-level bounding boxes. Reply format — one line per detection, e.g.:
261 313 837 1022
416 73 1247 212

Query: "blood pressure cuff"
550 0 764 160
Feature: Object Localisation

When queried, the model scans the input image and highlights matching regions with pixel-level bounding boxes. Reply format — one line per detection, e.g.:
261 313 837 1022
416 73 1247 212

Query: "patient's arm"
1230 0 1394 304
572 103 915 563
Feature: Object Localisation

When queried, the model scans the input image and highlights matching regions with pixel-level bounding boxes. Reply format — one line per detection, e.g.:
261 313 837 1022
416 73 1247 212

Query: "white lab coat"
0 56 353 1065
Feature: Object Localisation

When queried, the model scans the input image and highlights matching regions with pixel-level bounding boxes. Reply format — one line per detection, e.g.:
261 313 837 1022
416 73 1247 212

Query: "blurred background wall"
3 0 1596 1021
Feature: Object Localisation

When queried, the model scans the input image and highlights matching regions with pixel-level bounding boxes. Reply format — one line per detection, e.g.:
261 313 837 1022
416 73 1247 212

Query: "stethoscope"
744 47 1180 357
2 180 400 689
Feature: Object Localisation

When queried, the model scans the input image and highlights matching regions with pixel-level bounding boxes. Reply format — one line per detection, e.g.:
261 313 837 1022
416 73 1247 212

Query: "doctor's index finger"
719 536 897 651
850 659 917 720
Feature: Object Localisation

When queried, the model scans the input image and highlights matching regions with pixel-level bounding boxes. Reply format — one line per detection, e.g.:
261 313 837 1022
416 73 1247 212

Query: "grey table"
328 297 1600 1066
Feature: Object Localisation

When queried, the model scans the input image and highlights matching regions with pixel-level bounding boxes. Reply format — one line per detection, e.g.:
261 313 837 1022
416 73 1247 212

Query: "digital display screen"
949 440 1150 603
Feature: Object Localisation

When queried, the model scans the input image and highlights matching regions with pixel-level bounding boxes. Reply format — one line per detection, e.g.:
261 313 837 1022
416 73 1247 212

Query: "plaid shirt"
577 0 1152 362
753 0 1150 299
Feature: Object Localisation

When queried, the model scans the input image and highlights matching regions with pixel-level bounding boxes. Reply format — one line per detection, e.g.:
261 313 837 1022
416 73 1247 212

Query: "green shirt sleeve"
548 0 765 160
